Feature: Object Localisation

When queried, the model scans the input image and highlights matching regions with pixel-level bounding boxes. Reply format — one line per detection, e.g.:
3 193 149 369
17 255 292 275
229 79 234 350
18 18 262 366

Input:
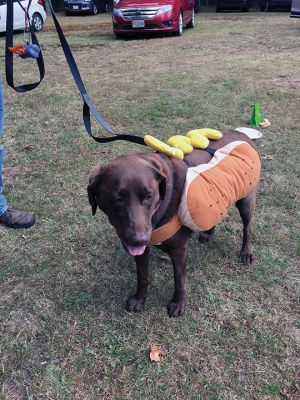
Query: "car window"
0 0 7 5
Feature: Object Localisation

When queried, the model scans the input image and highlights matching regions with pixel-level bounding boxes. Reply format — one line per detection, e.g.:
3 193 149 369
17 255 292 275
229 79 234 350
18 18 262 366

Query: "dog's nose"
131 233 149 246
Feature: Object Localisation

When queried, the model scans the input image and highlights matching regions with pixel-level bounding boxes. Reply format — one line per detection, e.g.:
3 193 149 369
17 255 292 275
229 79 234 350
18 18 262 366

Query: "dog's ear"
87 166 102 215
156 169 166 200
145 157 167 201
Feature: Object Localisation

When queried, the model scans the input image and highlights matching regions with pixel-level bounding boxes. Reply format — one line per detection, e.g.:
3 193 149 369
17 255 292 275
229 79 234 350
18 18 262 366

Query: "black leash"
45 0 145 145
5 3 216 151
203 146 216 155
5 0 146 145
5 0 45 92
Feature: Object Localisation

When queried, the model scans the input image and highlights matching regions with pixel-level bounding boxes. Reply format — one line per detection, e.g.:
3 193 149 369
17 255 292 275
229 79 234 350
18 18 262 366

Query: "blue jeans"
0 78 8 216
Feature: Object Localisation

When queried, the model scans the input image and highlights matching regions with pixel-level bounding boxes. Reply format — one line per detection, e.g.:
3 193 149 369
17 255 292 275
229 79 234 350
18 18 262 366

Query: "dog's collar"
149 215 182 246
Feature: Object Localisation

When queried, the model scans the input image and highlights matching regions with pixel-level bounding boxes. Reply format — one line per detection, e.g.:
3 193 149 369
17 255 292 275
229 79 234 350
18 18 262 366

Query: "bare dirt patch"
43 23 102 32
272 75 300 90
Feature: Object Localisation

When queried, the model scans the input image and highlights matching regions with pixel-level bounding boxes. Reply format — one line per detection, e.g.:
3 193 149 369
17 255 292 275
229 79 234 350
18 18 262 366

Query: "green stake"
248 101 263 127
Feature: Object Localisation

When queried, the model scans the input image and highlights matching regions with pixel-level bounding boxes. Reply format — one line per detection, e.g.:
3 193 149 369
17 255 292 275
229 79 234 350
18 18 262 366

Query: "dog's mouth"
122 241 147 257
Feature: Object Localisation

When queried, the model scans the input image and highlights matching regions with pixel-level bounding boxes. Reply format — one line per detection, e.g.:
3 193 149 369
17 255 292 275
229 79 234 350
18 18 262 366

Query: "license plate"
132 19 145 28
73 5 79 9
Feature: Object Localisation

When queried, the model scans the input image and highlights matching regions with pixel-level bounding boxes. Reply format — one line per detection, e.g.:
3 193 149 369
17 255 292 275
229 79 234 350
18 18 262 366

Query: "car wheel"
103 2 109 12
175 11 183 36
242 6 249 11
186 9 195 28
92 3 98 15
266 0 272 10
65 10 71 15
32 13 43 31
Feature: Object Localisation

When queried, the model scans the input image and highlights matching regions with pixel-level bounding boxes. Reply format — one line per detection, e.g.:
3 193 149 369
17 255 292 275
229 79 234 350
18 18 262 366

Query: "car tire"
65 10 71 15
115 32 125 39
242 0 250 11
266 0 272 10
186 9 195 28
92 3 98 15
32 13 43 32
194 0 200 12
175 11 183 36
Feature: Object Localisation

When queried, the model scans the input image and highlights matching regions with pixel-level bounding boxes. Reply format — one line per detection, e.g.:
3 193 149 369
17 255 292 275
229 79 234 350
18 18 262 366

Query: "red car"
113 0 195 38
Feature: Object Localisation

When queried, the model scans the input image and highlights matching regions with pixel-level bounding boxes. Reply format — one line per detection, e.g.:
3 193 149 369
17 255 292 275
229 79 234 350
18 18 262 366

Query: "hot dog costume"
149 141 261 246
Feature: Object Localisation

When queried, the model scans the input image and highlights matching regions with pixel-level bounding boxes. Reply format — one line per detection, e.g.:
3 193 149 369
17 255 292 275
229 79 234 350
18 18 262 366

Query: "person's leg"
0 145 8 216
0 78 35 229
0 78 8 216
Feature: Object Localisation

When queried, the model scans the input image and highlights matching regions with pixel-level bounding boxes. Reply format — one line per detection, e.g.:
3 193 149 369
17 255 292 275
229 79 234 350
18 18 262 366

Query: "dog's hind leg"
198 227 215 243
235 186 258 267
126 247 150 312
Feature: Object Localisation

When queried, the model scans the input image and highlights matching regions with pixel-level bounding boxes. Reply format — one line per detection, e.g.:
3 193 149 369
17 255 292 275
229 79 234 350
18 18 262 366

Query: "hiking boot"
0 208 36 229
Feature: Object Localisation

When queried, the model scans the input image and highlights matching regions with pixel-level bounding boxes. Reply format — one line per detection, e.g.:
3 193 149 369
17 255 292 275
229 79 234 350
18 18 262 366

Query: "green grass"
0 10 299 400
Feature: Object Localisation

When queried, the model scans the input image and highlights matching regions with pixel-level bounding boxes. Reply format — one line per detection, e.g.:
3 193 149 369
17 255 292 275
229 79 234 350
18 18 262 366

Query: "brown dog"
87 130 260 317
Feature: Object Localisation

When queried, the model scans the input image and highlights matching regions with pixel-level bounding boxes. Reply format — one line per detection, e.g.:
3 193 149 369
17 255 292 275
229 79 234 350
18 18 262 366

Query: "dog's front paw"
126 295 145 312
240 249 254 267
168 300 185 318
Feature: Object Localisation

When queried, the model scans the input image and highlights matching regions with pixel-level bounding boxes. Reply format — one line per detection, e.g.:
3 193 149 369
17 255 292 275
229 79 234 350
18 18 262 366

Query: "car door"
291 0 300 15
181 0 193 23
0 0 28 31
0 0 7 32
13 0 28 30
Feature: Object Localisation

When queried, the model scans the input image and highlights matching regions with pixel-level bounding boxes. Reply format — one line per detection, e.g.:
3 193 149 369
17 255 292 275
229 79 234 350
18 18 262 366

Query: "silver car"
0 0 47 32
291 0 300 16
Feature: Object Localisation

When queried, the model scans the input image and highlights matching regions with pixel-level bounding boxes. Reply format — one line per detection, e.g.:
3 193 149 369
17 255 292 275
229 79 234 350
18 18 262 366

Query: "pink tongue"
126 245 146 256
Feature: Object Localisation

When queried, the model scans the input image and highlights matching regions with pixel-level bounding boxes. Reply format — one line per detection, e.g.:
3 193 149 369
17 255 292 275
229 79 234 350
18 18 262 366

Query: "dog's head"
87 154 167 256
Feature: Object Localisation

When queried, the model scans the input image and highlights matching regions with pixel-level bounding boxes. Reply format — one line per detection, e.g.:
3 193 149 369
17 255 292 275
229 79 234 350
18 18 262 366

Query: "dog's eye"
144 193 153 202
113 195 124 205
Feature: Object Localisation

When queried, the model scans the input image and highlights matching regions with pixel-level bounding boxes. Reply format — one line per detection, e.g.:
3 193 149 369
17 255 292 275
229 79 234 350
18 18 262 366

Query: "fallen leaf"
22 144 33 151
259 118 271 128
263 154 274 160
149 345 162 362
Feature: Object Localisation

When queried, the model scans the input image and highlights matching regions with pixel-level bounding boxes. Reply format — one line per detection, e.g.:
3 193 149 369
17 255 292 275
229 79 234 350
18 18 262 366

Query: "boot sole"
0 218 36 229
